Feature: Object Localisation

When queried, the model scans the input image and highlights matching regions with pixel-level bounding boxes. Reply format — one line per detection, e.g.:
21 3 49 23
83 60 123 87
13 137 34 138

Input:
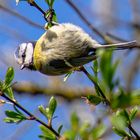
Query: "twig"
0 4 43 29
28 1 56 24
29 1 46 15
81 67 140 139
77 1 140 31
64 0 111 43
0 91 61 139
81 67 110 105
128 124 140 139
28 1 48 22
5 109 39 140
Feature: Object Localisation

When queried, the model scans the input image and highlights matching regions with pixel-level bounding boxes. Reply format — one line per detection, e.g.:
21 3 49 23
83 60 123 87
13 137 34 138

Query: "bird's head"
14 42 36 70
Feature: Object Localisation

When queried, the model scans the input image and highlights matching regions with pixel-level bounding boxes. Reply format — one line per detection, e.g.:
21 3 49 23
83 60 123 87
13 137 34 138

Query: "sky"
0 0 140 140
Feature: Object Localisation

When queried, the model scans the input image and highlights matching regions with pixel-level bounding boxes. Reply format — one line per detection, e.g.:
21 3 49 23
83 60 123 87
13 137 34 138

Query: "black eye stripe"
22 53 26 57
22 44 28 57
20 44 28 64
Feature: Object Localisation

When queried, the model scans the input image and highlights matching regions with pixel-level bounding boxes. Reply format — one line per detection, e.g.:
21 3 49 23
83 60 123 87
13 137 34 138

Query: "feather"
94 41 139 50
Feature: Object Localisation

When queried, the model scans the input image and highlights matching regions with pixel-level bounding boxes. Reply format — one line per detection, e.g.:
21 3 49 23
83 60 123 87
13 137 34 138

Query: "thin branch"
81 67 140 139
29 1 46 15
0 4 43 29
77 1 140 31
0 91 61 139
128 124 140 139
64 0 111 43
28 1 56 25
81 67 110 105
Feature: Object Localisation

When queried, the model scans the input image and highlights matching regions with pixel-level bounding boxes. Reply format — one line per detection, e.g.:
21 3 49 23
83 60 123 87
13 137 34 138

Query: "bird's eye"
22 53 26 58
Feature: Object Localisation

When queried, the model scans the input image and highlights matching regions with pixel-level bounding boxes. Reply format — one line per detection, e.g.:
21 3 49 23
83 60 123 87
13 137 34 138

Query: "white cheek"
19 43 27 56
24 43 34 64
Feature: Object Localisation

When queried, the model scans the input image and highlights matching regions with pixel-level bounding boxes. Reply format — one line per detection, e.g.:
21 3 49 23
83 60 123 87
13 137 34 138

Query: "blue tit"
14 23 137 76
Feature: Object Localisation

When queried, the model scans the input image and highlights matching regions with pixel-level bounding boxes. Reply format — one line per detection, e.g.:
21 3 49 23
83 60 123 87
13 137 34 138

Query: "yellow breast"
34 33 46 71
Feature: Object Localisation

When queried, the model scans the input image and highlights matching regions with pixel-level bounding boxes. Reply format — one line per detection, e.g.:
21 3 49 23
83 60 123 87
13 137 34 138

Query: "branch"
80 67 110 105
0 4 43 29
80 67 140 139
128 124 140 139
0 91 61 139
12 81 94 101
64 0 111 43
80 1 140 31
29 1 46 15
28 1 55 24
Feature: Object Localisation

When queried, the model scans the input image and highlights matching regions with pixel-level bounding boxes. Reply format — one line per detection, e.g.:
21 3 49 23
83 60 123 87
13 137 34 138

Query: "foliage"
63 113 107 140
0 0 139 140
0 50 139 139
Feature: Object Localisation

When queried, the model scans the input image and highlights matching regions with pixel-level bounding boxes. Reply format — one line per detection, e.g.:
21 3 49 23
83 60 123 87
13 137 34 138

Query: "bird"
14 23 138 76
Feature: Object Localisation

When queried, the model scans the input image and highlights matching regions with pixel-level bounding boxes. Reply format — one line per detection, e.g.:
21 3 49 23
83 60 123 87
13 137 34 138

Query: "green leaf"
39 135 55 140
4 87 15 100
71 112 79 131
4 110 26 124
50 0 55 8
52 11 57 22
86 95 102 105
47 96 57 119
45 0 55 8
4 117 23 123
57 125 63 134
116 110 130 124
39 125 56 140
111 114 127 130
92 60 99 77
129 106 138 121
99 50 118 91
39 100 57 121
0 80 3 88
130 91 140 106
112 127 131 137
38 135 47 140
5 67 14 86
5 110 26 119
111 89 132 109
79 122 90 137
63 130 77 140
92 123 106 139
38 105 47 117
45 0 50 6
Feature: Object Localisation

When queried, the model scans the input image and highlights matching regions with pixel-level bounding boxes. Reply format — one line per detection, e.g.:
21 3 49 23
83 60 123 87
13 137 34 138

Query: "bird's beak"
20 64 25 70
